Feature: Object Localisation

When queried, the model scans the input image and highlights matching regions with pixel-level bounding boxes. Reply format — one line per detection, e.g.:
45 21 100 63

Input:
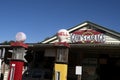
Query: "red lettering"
58 32 68 36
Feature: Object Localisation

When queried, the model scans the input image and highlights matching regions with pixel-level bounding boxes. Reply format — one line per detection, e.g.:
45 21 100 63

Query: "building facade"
42 21 120 80
1 21 120 80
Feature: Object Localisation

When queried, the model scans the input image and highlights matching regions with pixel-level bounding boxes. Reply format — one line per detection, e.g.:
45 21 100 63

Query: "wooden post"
78 75 81 80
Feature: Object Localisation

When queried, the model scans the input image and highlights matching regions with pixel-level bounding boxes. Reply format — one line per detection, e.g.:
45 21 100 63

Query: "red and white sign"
70 30 105 43
57 29 70 42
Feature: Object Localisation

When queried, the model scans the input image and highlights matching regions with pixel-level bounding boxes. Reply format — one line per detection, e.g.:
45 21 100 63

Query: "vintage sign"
57 29 70 42
70 30 105 43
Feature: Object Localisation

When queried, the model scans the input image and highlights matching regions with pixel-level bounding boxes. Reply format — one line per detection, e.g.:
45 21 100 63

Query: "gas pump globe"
57 29 70 43
54 29 70 80
8 32 28 80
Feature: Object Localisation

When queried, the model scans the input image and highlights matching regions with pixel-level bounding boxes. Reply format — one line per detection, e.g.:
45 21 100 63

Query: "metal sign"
75 66 82 75
71 30 105 43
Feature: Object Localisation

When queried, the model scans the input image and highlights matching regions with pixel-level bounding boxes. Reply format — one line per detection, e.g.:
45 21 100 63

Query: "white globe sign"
16 32 27 42
57 29 70 42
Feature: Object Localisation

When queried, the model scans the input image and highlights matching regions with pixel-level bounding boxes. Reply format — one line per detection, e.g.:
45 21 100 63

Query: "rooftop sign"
70 30 105 43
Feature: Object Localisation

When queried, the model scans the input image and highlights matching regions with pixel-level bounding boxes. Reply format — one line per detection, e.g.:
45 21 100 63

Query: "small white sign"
75 66 82 75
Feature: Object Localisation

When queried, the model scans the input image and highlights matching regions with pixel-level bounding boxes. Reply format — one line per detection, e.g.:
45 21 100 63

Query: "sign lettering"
70 30 105 43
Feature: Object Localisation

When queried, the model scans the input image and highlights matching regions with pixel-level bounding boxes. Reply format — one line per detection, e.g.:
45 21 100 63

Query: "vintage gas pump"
0 48 5 80
8 32 28 80
54 29 70 80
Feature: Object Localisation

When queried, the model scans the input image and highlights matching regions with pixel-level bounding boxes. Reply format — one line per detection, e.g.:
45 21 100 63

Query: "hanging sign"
70 30 105 43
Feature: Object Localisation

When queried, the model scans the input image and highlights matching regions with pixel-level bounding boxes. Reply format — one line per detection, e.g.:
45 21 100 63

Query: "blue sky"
0 0 120 43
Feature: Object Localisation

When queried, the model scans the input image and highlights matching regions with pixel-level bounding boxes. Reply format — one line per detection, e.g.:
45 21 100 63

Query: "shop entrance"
67 49 120 80
68 49 99 80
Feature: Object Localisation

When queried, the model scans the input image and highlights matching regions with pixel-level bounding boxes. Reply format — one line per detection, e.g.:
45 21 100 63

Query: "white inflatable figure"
57 29 70 43
16 32 26 42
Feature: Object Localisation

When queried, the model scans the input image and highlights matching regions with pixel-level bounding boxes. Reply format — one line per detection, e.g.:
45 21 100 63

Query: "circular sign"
57 29 70 42
16 32 27 42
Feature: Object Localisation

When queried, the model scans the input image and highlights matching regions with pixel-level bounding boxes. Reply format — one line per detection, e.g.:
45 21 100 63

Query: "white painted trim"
42 36 57 43
68 22 88 32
